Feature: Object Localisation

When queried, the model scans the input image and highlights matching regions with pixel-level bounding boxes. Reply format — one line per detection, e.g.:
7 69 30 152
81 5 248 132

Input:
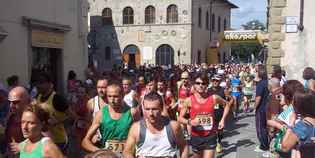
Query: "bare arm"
43 139 64 158
171 121 188 158
309 79 315 92
123 122 139 158
177 99 190 125
214 95 232 129
162 103 170 118
86 99 94 124
131 107 141 122
81 110 102 152
267 119 285 130
281 128 299 152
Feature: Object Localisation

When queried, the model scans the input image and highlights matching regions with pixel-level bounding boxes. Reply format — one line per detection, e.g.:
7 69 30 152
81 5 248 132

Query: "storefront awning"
22 16 71 32
0 26 8 41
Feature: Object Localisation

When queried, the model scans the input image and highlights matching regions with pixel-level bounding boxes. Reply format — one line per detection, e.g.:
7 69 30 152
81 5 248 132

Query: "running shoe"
254 146 266 152
216 143 223 153
262 151 271 157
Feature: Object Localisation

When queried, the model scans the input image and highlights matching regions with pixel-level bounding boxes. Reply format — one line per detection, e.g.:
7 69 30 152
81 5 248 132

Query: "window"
211 14 215 32
102 8 113 25
218 16 221 32
156 44 174 66
224 18 227 30
198 8 202 28
206 11 209 30
167 4 178 23
123 7 134 24
145 6 155 24
105 47 111 60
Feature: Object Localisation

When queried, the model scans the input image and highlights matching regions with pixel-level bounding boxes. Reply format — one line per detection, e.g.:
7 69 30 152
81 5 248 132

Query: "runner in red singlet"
178 73 232 158
136 76 146 97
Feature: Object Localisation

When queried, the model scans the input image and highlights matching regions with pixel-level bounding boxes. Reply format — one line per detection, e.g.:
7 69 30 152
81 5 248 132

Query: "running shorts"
190 133 217 152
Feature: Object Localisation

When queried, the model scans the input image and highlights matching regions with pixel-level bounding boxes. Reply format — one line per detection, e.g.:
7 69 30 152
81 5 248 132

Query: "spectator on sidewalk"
302 67 315 92
254 67 270 153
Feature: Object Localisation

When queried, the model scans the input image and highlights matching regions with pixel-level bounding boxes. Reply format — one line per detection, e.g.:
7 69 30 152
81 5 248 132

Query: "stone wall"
268 0 315 80
267 0 286 72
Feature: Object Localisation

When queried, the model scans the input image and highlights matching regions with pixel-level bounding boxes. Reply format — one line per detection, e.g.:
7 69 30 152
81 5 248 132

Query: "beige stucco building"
267 0 315 80
0 0 89 92
88 0 237 70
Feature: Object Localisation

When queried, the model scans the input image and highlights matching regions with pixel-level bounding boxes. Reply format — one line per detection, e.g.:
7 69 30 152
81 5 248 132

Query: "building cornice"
111 23 193 28
22 16 71 32
222 0 239 9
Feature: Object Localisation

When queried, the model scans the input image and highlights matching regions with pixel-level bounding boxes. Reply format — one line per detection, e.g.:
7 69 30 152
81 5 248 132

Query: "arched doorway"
123 45 140 68
156 44 174 66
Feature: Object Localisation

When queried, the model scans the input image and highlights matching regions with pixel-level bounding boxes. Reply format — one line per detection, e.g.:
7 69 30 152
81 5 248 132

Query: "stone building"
0 0 89 93
88 0 237 70
267 0 315 80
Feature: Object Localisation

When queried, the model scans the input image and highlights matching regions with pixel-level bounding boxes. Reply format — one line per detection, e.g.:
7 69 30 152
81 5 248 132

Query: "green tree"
230 20 266 63
241 19 266 31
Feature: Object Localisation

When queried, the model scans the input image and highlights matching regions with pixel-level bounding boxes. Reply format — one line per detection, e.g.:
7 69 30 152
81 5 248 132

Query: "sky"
229 0 267 29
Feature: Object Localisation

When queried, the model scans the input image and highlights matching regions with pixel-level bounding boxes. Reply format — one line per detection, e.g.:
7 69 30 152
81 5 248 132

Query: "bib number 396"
105 140 125 153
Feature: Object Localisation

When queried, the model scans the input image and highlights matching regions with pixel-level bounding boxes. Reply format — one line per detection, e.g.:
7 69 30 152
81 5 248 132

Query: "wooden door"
122 53 129 63
135 52 141 67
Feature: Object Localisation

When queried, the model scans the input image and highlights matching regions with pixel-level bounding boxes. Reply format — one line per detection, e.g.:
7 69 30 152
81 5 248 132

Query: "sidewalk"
217 111 270 158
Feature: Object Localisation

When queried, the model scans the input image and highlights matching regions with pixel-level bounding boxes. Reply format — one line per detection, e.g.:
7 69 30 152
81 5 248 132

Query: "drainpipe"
298 0 304 31
209 0 213 41
266 0 270 31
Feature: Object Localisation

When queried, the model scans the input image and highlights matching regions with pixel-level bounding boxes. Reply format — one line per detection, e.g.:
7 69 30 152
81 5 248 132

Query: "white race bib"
104 140 125 153
196 114 213 130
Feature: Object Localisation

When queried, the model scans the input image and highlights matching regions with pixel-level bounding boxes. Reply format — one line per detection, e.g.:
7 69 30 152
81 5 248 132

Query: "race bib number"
196 114 213 130
105 140 125 153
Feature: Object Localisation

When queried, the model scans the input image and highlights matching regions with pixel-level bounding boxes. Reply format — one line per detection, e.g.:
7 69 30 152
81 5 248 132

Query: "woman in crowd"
18 104 64 158
267 80 305 158
302 67 315 92
242 75 254 113
281 91 315 158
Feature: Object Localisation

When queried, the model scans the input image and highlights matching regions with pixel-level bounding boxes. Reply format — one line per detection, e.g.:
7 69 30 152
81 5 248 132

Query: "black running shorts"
190 133 217 152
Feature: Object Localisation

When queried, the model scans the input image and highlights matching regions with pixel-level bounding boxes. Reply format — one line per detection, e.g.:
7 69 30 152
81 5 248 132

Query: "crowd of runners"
0 63 314 158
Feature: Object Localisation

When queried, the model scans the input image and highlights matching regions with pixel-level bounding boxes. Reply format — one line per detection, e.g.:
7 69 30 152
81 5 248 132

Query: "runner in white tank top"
136 119 177 157
93 96 101 117
122 77 139 108
123 92 188 158
86 78 108 145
